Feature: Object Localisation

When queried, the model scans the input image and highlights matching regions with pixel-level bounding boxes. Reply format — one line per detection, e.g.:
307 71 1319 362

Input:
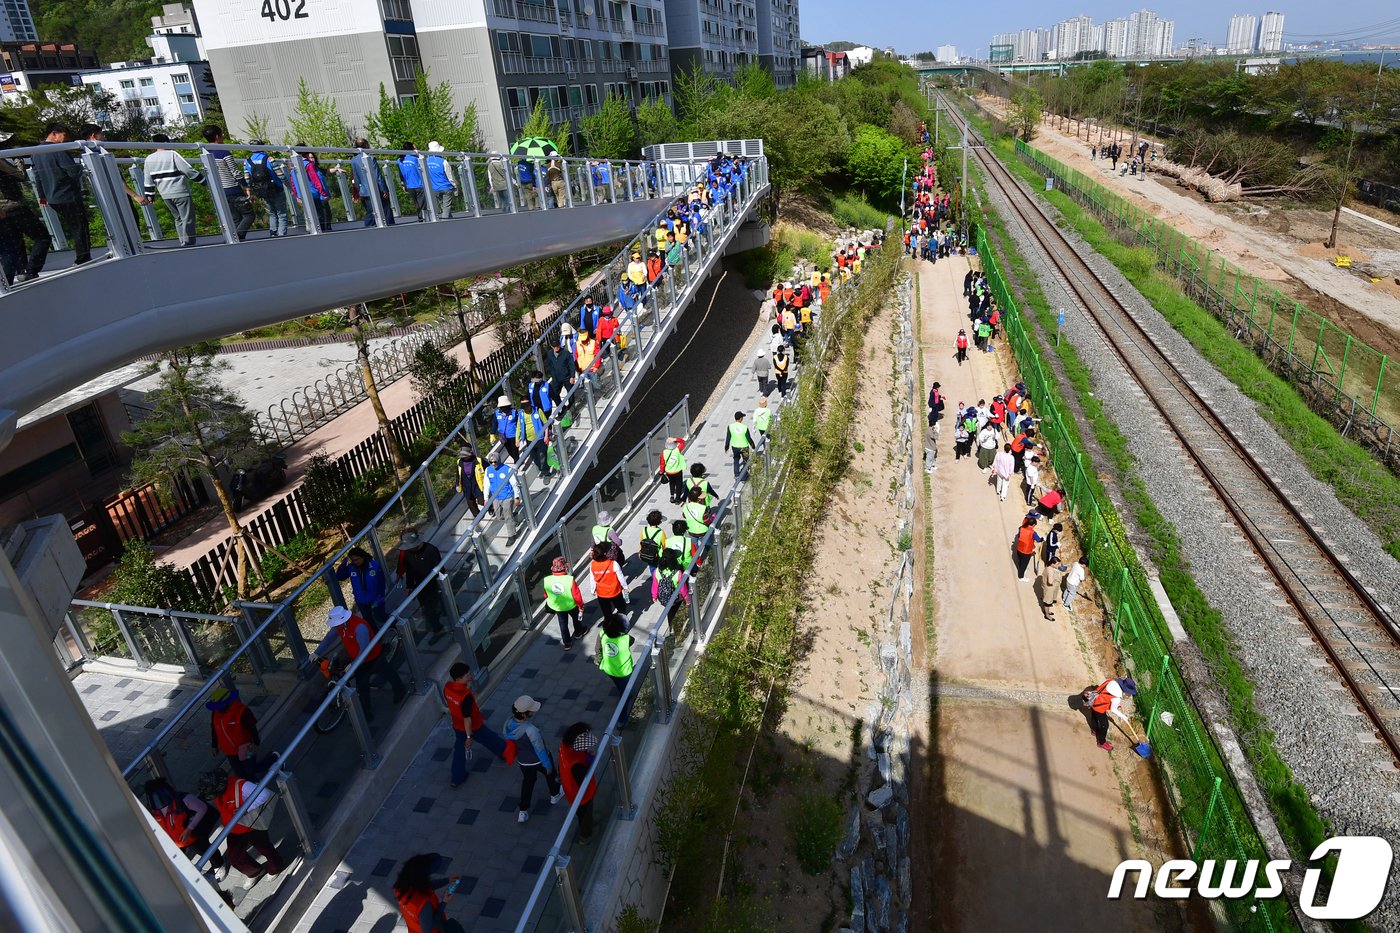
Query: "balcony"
492 0 514 16
607 15 627 31
516 0 557 23
632 20 663 36
638 59 667 73
598 59 625 72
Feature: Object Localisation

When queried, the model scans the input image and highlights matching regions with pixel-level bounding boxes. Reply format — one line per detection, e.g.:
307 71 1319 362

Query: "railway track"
940 97 1400 768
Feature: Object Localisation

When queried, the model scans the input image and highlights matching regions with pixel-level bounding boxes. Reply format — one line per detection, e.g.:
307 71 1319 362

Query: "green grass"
973 160 1327 919
830 192 891 231
982 131 1400 560
787 792 845 874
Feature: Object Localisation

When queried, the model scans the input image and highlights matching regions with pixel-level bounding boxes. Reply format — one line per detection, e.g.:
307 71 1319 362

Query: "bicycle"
307 625 404 734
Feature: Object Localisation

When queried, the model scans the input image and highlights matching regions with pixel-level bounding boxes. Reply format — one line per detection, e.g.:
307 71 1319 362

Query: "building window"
119 79 135 89
380 0 413 20
178 93 195 103
139 77 154 87
386 34 421 81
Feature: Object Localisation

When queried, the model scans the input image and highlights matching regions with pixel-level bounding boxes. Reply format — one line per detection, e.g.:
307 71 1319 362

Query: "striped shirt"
207 148 245 193
142 149 204 199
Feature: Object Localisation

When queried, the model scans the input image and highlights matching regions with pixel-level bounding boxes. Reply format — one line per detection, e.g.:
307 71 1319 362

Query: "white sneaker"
215 865 230 883
550 791 565 805
518 810 529 823
241 869 265 890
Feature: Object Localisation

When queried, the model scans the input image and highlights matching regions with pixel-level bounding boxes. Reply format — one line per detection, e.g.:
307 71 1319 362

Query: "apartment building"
0 0 35 43
81 5 215 128
755 0 799 88
195 0 673 153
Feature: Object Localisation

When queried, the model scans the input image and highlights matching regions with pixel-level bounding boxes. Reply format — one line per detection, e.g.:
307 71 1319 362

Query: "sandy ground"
977 94 1400 362
725 291 901 930
911 255 1189 932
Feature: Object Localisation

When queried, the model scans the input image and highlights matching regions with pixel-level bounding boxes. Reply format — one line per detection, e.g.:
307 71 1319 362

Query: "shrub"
110 539 208 612
787 792 844 874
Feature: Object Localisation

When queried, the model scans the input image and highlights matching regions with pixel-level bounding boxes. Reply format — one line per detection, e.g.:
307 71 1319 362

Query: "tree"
286 78 350 146
348 304 412 484
845 124 908 206
364 71 485 151
887 100 922 146
33 0 165 64
636 95 678 150
674 63 721 129
517 96 572 153
409 340 464 400
109 539 208 613
121 344 271 601
580 92 637 159
1009 89 1043 141
242 111 272 143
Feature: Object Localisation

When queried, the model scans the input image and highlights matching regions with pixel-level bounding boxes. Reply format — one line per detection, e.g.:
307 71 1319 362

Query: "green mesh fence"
977 224 1297 932
1013 140 1399 471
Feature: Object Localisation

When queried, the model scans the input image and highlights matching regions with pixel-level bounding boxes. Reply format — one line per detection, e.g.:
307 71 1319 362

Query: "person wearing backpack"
143 778 227 880
559 723 600 843
516 159 538 210
502 695 562 823
244 142 288 237
397 143 426 220
589 541 630 623
639 510 666 588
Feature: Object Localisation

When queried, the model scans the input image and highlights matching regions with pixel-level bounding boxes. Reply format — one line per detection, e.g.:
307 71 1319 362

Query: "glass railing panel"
123 610 192 669
72 605 131 661
471 587 527 669
561 508 595 565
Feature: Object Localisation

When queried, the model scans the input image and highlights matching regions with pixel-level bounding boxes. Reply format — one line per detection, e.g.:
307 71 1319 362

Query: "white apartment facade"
1258 11 1283 52
1226 13 1258 53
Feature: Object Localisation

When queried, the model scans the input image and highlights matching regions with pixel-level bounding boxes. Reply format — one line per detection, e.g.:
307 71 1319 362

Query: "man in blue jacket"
334 547 389 628
492 395 521 462
351 137 394 226
425 142 457 219
397 143 425 221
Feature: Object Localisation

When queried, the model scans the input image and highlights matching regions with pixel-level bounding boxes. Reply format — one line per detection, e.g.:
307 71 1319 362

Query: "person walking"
589 541 630 623
752 397 772 447
323 606 405 722
772 344 792 397
289 147 333 231
425 142 457 218
443 662 505 787
143 778 227 880
752 349 770 395
545 158 567 208
397 143 427 221
350 137 395 226
484 451 519 539
394 854 465 933
457 448 486 519
954 329 968 366
0 133 50 283
334 547 388 629
659 437 686 504
203 125 255 240
502 695 563 823
1013 517 1041 581
1063 556 1089 611
32 123 92 265
244 141 288 237
638 509 666 584
725 410 754 478
1083 677 1137 751
928 382 945 432
542 556 586 650
991 444 1015 500
591 510 625 560
546 336 576 404
597 614 635 695
213 773 287 888
687 463 716 510
492 395 522 462
516 396 550 477
953 417 972 462
1038 561 1064 622
487 152 510 211
141 133 201 246
397 531 446 638
975 423 999 472
207 686 265 780
682 486 712 544
559 723 599 843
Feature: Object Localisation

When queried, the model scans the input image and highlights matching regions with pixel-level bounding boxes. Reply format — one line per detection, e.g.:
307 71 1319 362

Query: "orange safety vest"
819 282 830 303
781 287 794 304
1015 525 1037 555
1090 679 1115 713
559 743 597 805
337 616 382 663
153 803 192 846
955 334 968 350
1011 433 1028 453
214 775 255 835
212 699 254 756
444 681 484 733
396 888 441 933
591 559 622 598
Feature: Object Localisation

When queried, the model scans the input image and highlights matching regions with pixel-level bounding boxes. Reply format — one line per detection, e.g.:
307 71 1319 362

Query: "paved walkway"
914 256 1180 931
290 301 800 933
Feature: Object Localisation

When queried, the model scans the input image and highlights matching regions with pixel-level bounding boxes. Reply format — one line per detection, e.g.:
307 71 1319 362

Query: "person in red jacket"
393 853 464 933
559 722 599 843
955 329 968 365
214 773 286 887
207 686 264 780
443 662 506 787
143 778 226 879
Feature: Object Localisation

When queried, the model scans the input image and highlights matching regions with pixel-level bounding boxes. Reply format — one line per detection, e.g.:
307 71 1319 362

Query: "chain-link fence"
978 224 1298 932
1014 140 1399 472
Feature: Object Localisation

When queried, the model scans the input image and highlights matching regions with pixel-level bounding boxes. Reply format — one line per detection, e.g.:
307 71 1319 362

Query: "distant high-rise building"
936 44 958 62
1102 18 1129 58
0 0 36 42
1227 13 1259 53
1259 11 1284 52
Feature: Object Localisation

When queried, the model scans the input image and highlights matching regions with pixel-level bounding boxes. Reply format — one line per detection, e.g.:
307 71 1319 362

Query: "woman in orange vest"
143 778 226 878
214 773 286 886
818 274 831 304
207 686 263 780
1082 677 1137 751
1013 517 1042 581
589 541 630 622
393 852 464 933
559 722 599 843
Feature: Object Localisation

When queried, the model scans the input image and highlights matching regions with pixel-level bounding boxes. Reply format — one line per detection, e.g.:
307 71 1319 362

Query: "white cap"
328 605 352 627
514 694 542 714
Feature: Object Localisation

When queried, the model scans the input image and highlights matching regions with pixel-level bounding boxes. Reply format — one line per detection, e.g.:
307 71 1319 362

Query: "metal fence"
1014 139 1400 471
978 225 1297 932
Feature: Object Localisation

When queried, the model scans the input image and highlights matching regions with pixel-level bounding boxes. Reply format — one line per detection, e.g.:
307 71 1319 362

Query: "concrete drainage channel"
841 274 918 933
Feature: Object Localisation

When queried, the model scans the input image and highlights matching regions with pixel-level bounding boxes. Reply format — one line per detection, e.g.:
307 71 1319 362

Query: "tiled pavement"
290 311 804 933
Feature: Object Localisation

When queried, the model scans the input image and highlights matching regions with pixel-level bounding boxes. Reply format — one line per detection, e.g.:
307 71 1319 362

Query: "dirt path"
911 255 1186 931
975 94 1400 362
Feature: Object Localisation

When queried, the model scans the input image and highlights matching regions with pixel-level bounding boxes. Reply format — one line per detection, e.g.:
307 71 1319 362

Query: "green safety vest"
687 476 714 507
592 524 612 544
598 631 633 677
543 573 577 611
752 408 771 433
663 447 685 474
728 422 751 450
977 322 991 337
683 500 709 536
666 538 692 570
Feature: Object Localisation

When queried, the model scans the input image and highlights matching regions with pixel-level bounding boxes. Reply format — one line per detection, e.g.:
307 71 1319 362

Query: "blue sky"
798 1 1400 55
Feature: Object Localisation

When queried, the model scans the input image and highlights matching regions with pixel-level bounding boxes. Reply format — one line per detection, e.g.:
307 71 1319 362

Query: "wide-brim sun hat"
497 395 511 407
328 605 352 627
399 531 422 550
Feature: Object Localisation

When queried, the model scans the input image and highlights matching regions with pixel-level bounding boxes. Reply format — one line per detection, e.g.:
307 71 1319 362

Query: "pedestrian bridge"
0 140 750 441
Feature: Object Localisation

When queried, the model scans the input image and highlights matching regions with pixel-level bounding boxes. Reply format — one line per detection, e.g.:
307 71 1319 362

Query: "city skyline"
799 1 1399 59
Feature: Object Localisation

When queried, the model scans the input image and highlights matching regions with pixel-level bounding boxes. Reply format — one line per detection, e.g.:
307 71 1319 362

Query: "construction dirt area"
975 93 1400 364
908 255 1191 932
